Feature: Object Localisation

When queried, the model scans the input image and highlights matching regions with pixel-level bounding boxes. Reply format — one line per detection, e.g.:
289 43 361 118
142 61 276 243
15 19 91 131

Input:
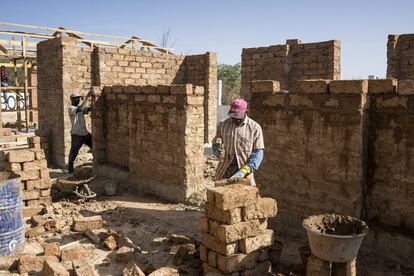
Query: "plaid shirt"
213 115 265 181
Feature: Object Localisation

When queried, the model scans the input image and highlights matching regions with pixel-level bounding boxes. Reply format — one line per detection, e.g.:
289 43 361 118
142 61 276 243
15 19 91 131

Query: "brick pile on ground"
199 179 282 275
3 136 51 214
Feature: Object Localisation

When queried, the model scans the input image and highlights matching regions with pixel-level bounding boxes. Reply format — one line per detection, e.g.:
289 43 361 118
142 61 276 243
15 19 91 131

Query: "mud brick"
368 79 397 94
122 262 145 276
199 244 208 262
141 85 157 94
217 251 259 273
295 80 330 93
29 143 42 150
208 250 218 267
209 220 263 243
170 84 193 95
251 80 280 93
26 178 51 189
84 229 101 245
26 225 45 238
397 79 414 95
23 159 47 171
40 169 50 179
18 255 58 273
28 136 41 144
306 254 331 276
22 190 41 200
44 242 61 257
202 262 222 275
331 259 356 276
329 80 368 94
61 246 90 261
6 150 35 163
72 215 103 231
156 85 170 94
243 260 272 276
206 189 215 205
211 184 258 210
198 216 209 233
0 255 19 270
42 260 69 276
4 162 22 172
205 204 242 224
243 198 277 220
202 232 238 256
41 189 51 197
44 219 60 232
239 229 274 254
116 246 135 263
19 170 40 181
72 259 95 276
31 149 46 160
104 235 117 250
38 196 52 205
23 206 42 218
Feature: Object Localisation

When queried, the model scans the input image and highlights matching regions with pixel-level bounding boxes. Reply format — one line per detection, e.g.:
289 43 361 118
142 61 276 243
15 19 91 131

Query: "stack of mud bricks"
3 136 51 216
199 180 279 275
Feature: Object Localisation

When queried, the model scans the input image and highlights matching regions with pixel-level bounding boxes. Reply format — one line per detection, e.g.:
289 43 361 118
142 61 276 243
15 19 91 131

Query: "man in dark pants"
68 91 94 174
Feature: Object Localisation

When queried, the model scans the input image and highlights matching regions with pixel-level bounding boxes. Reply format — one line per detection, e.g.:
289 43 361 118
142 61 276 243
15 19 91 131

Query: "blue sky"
2 0 414 78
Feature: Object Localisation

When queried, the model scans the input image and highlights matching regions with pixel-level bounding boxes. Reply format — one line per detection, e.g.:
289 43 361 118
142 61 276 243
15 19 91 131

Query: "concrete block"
251 80 280 93
243 198 277 220
368 79 397 94
397 79 414 95
239 229 274 254
329 80 368 94
295 80 330 93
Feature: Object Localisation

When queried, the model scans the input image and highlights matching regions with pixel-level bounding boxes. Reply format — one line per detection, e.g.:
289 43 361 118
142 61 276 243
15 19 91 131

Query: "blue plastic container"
0 171 24 256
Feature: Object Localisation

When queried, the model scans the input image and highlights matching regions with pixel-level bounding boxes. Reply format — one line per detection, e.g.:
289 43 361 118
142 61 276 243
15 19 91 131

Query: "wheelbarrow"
53 176 96 199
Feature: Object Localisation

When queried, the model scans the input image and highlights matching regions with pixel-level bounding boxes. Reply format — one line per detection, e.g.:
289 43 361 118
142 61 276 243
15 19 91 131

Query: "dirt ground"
5 157 412 275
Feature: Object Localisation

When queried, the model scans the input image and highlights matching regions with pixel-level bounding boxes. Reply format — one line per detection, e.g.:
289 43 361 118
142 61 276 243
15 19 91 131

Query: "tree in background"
218 63 241 104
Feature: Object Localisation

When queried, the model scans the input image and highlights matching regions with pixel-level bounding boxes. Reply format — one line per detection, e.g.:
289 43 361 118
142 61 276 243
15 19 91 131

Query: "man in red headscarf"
212 98 264 186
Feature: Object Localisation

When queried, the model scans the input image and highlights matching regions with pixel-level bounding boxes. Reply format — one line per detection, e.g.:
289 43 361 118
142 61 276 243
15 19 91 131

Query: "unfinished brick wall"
92 84 204 202
241 39 340 99
37 37 217 167
250 80 366 229
250 79 414 232
367 80 414 232
387 34 414 80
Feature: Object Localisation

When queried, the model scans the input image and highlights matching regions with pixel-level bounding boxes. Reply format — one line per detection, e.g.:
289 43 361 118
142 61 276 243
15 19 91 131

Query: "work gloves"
228 165 251 182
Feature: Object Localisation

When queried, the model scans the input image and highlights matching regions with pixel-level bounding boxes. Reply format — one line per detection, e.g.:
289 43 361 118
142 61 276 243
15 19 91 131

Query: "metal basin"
303 214 369 263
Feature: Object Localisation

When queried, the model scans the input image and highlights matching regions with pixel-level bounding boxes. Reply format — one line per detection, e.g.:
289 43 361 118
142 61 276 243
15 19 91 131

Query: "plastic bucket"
0 172 25 256
303 214 368 263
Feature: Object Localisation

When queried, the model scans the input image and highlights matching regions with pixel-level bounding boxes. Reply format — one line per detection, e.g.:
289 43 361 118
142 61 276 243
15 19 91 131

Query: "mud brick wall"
250 79 414 232
241 39 340 99
250 81 366 229
387 34 414 80
92 84 204 202
367 87 414 232
37 37 216 167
